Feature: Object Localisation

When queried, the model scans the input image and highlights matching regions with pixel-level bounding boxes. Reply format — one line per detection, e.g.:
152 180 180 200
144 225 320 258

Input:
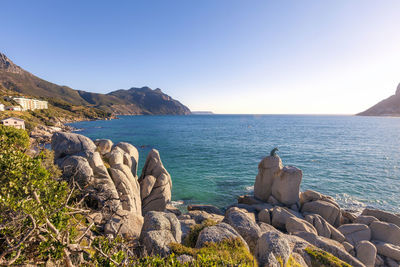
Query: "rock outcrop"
140 211 181 256
254 155 302 206
139 149 172 214
51 132 144 240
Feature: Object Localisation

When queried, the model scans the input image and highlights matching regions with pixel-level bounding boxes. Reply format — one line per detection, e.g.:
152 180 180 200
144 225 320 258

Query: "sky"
2 0 400 114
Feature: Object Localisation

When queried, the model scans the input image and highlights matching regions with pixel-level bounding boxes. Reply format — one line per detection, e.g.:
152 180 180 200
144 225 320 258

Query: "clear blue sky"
2 0 400 114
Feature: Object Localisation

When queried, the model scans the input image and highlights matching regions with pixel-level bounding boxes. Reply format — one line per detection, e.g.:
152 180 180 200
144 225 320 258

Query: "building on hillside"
5 106 22 111
1 117 25 129
0 104 4 111
12 97 48 111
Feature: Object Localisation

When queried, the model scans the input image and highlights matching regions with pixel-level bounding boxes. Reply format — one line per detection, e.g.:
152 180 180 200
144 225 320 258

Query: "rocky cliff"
358 83 400 116
0 52 191 115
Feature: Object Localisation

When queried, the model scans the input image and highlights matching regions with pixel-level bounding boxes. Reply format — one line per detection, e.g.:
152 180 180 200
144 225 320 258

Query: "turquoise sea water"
69 115 400 213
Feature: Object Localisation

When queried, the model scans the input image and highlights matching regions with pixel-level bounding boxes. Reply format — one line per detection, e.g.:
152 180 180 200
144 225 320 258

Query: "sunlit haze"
2 0 400 114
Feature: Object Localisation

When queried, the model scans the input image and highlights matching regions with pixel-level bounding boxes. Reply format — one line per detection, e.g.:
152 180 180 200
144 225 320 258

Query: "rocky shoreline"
49 131 400 267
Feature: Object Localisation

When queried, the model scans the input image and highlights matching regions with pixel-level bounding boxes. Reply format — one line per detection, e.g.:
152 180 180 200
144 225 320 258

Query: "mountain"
357 83 400 116
0 52 191 115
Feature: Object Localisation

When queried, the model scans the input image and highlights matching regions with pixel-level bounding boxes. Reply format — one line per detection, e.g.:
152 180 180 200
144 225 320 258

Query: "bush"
305 246 352 267
184 219 218 247
0 125 74 265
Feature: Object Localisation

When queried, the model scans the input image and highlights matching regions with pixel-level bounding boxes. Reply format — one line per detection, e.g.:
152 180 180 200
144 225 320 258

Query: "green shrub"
305 246 352 267
184 219 218 247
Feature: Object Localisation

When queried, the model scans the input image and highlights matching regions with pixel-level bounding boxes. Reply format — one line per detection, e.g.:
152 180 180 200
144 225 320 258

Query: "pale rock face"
342 241 354 253
104 209 143 240
139 149 172 214
258 208 271 224
52 132 120 210
301 199 341 227
255 232 291 267
223 208 262 252
94 139 113 155
271 166 302 206
356 240 376 267
52 132 97 159
140 211 182 256
374 242 400 261
362 208 400 228
285 216 317 235
195 223 248 250
254 155 302 206
271 206 303 231
107 146 125 166
60 155 93 187
254 156 282 202
115 142 139 176
305 214 345 243
370 221 400 246
109 168 141 214
355 215 379 226
187 210 224 224
337 223 371 246
140 175 157 199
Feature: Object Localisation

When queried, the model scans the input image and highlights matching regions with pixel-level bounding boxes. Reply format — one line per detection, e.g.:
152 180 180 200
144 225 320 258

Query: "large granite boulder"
362 208 400 228
271 206 303 230
115 142 139 176
187 210 224 224
195 223 248 250
254 155 302 206
52 132 96 159
139 149 172 214
258 208 271 224
370 221 400 246
104 209 143 240
94 139 113 155
305 213 345 243
223 207 262 252
255 232 291 267
355 240 376 267
140 211 181 256
285 216 317 235
374 242 400 261
301 199 341 227
52 132 120 210
337 223 371 246
59 155 93 187
355 215 379 226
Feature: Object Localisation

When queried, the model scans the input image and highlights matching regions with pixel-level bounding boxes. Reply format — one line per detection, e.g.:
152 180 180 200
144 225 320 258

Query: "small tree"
0 126 75 265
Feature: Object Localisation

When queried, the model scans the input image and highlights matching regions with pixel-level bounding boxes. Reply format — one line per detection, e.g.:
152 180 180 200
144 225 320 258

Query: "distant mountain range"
0 52 191 115
357 83 400 116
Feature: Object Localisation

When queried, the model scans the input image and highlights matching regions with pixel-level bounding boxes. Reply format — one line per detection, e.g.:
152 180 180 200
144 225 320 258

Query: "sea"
68 115 400 214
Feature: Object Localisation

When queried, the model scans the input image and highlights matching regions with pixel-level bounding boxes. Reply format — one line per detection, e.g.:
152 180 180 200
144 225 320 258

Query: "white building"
1 117 25 130
12 97 48 111
0 104 4 111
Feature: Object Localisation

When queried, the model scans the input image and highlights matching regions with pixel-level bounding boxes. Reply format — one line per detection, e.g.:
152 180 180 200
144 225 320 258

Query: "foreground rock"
139 149 172 214
140 211 181 256
223 208 262 252
196 223 248 250
255 232 291 267
52 132 120 210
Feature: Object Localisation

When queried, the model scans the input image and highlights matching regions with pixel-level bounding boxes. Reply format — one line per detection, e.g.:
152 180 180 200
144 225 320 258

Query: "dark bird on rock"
270 147 279 157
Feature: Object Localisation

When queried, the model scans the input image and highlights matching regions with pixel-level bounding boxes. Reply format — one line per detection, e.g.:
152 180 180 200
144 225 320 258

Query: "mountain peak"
396 83 400 95
0 52 23 74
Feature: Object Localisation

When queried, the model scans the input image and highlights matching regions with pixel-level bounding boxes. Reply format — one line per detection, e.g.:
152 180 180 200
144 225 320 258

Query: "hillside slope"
0 52 191 115
357 83 400 116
